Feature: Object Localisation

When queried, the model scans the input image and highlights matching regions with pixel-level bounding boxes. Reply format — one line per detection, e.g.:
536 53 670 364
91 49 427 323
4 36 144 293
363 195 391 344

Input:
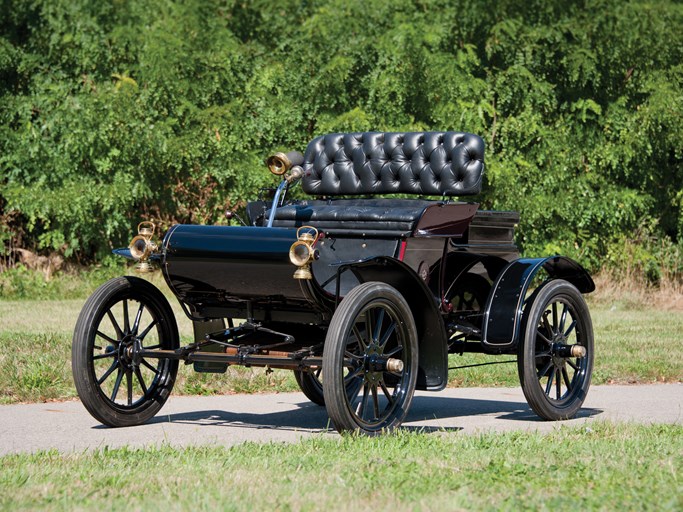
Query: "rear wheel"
294 366 364 407
293 369 325 406
323 282 418 434
447 273 490 312
518 279 593 420
72 277 179 427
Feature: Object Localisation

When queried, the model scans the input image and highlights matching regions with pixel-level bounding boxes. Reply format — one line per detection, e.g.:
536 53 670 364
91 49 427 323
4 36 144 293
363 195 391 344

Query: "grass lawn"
0 422 680 511
0 293 681 404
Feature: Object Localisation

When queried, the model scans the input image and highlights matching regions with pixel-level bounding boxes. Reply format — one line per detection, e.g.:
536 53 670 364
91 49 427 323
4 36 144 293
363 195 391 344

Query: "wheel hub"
117 335 141 369
363 346 383 384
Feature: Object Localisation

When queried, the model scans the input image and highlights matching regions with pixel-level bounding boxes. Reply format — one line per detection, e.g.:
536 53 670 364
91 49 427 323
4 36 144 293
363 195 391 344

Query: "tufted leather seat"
302 131 484 196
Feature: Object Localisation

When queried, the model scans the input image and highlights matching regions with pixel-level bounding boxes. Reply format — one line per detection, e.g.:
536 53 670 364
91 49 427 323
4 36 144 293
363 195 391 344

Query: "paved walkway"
1 384 681 455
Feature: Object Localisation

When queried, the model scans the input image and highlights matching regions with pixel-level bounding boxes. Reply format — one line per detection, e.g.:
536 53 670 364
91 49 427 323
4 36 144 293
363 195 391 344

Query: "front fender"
481 256 594 352
344 257 448 391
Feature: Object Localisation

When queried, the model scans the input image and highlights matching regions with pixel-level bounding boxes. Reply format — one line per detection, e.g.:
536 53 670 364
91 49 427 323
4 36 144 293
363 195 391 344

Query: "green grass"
0 422 680 511
0 295 681 404
0 297 300 404
0 265 128 301
447 307 683 387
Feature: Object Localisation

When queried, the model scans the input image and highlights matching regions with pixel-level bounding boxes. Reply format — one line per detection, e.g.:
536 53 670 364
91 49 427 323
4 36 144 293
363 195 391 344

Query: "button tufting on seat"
302 131 484 197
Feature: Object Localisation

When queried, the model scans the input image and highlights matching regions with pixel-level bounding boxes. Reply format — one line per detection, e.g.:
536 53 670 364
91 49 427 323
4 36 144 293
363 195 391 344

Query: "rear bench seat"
263 131 485 234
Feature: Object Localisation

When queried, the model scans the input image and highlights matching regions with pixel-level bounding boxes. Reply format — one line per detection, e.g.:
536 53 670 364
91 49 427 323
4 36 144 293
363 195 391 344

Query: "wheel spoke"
107 310 124 340
536 329 552 345
378 321 397 349
544 367 555 395
134 367 148 396
96 330 118 345
140 358 159 374
555 368 562 400
92 351 115 360
138 319 158 342
132 302 145 335
537 360 553 380
356 383 370 419
371 385 380 420
352 326 367 351
365 309 374 344
559 303 568 334
552 302 558 333
126 370 133 406
562 367 572 391
348 379 364 404
564 320 577 338
344 350 363 361
346 365 365 381
567 358 579 371
542 311 554 338
535 350 551 358
110 368 124 401
373 308 385 344
384 345 403 358
379 380 395 405
123 300 130 334
97 360 119 385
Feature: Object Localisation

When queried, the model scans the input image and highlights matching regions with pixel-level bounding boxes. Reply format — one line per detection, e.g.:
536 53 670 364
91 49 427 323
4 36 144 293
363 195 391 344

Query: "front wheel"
517 279 594 420
323 282 418 434
72 276 179 427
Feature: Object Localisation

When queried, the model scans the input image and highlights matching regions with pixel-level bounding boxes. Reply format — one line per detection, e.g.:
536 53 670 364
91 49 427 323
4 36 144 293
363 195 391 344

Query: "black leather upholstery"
302 132 484 196
265 199 435 235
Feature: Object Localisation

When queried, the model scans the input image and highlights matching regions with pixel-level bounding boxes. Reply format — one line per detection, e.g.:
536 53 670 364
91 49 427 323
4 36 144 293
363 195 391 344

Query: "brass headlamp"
289 226 318 280
267 152 293 176
267 151 304 182
129 221 158 273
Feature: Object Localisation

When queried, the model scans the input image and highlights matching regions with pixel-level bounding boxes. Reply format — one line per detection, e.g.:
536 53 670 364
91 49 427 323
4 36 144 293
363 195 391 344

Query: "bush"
0 0 681 282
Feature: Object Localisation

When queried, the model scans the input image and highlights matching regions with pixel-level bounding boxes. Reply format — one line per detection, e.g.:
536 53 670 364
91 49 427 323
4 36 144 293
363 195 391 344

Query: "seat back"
301 131 484 196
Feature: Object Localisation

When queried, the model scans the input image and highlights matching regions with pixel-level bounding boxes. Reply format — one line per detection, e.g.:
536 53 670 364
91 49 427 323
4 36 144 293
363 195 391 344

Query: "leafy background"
1 0 681 283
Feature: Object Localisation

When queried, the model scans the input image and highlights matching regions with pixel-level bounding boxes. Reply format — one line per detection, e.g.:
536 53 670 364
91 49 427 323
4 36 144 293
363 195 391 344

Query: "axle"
137 347 331 370
135 347 405 373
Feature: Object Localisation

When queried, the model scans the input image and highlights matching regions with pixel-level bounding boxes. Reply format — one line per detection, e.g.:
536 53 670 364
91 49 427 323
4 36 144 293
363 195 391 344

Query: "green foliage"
0 0 681 278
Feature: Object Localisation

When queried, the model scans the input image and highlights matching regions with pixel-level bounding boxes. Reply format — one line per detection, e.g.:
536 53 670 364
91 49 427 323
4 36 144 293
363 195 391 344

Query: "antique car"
72 131 595 435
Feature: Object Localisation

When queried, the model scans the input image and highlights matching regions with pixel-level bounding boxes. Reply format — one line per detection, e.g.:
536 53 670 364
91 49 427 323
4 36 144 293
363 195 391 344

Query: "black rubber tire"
323 282 418 435
72 276 179 427
294 366 364 407
293 369 325 406
517 279 594 420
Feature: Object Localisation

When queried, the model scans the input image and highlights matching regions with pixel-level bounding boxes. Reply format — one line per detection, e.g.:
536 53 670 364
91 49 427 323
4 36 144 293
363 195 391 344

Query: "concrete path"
1 384 681 455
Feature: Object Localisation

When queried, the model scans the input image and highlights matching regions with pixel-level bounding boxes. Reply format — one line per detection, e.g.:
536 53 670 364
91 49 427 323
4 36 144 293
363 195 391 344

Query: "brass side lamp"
129 221 158 273
289 226 319 280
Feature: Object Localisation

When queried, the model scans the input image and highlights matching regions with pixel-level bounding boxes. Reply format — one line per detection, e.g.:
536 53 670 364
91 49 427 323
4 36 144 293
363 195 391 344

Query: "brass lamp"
289 226 318 280
266 152 292 175
266 151 304 178
129 221 158 273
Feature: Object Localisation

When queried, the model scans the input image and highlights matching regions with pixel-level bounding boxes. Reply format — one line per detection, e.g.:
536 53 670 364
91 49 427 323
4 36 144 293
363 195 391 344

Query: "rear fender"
344 257 448 391
481 256 595 352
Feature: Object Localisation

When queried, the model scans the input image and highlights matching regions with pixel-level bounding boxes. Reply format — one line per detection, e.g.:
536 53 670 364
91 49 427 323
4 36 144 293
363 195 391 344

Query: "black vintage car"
72 131 594 434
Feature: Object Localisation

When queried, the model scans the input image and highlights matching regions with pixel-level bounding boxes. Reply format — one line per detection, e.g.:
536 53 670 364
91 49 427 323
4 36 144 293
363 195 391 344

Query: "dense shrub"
0 0 681 280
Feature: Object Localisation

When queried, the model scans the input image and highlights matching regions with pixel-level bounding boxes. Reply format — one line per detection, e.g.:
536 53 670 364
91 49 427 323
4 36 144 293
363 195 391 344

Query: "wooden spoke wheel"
518 279 594 420
323 282 418 434
72 277 179 427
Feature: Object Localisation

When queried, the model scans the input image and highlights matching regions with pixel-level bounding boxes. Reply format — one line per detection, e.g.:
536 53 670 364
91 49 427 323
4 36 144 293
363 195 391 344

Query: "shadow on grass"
94 395 602 433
